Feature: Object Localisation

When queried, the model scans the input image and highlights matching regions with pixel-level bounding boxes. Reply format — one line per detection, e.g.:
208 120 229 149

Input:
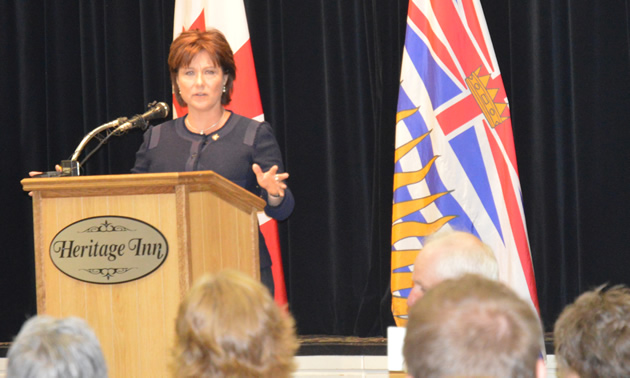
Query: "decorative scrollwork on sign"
83 268 136 280
82 220 134 233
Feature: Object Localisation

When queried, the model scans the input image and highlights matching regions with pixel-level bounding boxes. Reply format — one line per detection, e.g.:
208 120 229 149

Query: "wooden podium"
21 171 266 378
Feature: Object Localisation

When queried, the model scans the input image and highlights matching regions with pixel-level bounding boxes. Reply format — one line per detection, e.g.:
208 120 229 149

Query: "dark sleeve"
130 128 152 173
264 188 294 221
253 122 295 221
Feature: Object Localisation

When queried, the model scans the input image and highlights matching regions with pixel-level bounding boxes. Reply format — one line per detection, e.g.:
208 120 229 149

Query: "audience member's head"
404 274 545 378
554 284 630 378
407 230 498 307
174 269 298 377
7 315 107 378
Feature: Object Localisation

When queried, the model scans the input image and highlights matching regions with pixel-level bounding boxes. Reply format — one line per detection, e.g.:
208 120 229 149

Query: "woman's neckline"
184 109 230 135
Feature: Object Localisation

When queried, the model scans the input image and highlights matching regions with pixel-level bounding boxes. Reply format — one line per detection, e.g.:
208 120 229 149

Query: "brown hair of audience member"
554 284 630 378
169 28 236 107
404 274 545 378
174 269 298 377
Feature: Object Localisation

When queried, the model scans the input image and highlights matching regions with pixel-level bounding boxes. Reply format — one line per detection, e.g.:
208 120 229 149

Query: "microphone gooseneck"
70 117 129 162
63 101 170 175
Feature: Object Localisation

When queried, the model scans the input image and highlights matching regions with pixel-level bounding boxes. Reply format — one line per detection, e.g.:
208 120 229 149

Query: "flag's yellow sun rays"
391 109 456 325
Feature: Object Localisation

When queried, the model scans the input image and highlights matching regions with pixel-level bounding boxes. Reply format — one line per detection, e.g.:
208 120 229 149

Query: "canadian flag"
173 0 288 306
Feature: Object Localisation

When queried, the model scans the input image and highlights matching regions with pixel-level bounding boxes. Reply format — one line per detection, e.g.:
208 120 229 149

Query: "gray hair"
427 230 499 281
7 315 107 378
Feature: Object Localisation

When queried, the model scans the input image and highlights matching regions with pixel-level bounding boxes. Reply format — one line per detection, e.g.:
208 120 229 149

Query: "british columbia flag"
391 0 538 325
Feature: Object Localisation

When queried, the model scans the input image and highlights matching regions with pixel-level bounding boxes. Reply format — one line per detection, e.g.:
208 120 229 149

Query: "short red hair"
169 29 236 107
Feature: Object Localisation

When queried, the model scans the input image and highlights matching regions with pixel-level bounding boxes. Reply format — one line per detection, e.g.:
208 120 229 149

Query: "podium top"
22 170 266 212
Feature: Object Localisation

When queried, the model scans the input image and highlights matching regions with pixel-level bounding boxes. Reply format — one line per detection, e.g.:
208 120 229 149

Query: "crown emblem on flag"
466 67 509 127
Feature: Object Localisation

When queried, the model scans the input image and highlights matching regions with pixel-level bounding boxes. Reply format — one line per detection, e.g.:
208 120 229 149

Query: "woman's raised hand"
252 164 289 197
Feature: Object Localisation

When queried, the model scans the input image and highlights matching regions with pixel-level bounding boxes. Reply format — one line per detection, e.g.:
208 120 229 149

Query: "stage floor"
0 333 555 356
297 333 554 355
0 334 558 377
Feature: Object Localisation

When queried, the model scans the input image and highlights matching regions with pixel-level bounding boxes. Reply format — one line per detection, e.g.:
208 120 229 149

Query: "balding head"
407 230 498 307
404 275 545 378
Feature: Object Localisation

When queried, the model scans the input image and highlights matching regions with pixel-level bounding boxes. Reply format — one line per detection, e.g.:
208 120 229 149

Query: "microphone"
114 101 170 134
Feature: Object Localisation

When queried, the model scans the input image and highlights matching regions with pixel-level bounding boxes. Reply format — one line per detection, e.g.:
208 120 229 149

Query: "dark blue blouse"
132 112 294 268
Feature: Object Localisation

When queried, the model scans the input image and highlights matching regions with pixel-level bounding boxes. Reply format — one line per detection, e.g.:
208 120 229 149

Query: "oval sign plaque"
49 216 169 284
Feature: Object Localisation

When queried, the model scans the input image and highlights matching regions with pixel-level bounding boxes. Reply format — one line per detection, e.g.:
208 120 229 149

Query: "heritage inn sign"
50 216 169 284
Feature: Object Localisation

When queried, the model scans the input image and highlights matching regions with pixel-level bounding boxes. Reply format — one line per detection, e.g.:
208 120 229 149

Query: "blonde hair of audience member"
7 315 107 378
554 284 630 378
404 274 546 378
174 269 298 377
407 230 498 307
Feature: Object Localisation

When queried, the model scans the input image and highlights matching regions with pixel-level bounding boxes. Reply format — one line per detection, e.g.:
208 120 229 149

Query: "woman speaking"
132 29 293 294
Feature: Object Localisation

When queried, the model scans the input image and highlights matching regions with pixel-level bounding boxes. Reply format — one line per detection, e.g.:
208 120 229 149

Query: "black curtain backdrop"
2 0 630 341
